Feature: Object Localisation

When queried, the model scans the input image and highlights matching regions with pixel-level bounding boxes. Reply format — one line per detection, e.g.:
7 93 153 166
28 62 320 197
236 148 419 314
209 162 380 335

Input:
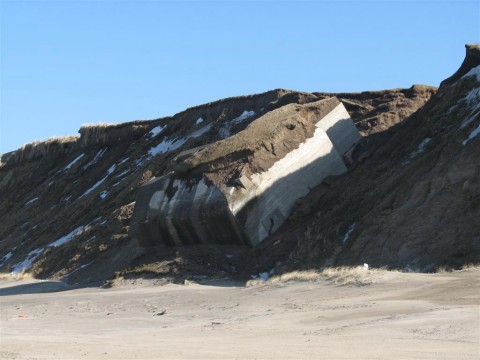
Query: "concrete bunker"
131 97 361 247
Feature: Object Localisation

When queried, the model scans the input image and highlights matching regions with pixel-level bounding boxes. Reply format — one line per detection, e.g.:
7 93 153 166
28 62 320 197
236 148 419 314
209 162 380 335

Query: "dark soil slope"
251 44 480 275
0 45 459 284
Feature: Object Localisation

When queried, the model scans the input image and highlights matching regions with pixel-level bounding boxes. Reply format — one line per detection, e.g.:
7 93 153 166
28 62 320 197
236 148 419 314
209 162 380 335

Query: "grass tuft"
247 266 392 287
461 263 480 271
0 271 34 281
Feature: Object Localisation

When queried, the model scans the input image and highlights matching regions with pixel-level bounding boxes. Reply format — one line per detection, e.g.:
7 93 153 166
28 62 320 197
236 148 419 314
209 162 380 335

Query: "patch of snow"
237 110 256 122
196 117 204 125
25 197 39 206
251 271 270 281
135 156 146 166
148 137 188 156
460 109 480 130
148 124 212 158
259 272 270 281
461 65 480 81
126 201 136 207
11 247 44 273
48 180 55 187
107 164 116 175
62 261 94 279
83 148 107 170
459 84 480 129
63 153 85 170
149 125 167 138
100 190 108 199
342 223 356 244
462 123 480 146
0 251 13 267
48 225 90 248
79 176 107 198
409 138 432 158
118 157 129 165
219 110 256 138
190 124 212 138
363 263 369 271
116 169 130 178
465 86 480 103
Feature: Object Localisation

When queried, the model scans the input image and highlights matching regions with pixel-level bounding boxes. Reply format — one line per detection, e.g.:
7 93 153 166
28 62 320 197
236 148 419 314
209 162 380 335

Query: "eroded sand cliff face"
3 46 478 284
251 44 480 275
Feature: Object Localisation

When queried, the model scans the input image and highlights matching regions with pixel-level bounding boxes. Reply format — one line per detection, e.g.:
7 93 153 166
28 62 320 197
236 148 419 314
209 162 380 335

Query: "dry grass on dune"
247 266 394 287
0 271 34 281
79 122 115 129
436 263 480 273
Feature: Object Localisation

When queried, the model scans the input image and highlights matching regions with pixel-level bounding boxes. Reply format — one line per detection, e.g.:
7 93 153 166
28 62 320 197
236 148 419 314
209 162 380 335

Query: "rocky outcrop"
78 121 156 148
0 136 79 170
315 84 437 135
440 44 480 87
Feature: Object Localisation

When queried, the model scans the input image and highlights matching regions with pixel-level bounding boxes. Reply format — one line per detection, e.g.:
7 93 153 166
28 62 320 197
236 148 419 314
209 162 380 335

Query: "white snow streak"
148 138 187 156
0 252 13 267
219 110 255 138
62 261 93 279
83 148 107 170
463 123 480 146
409 138 432 158
148 124 212 157
190 124 212 138
116 169 130 178
79 176 108 198
462 65 480 81
196 117 204 125
342 223 356 244
149 125 167 138
11 223 92 273
458 67 480 129
25 197 39 205
11 247 44 273
63 153 85 170
79 157 125 198
118 157 129 165
48 225 90 248
107 164 116 175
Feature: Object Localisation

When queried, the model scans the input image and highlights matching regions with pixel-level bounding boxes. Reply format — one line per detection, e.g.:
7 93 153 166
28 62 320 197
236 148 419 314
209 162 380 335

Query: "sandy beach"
1 269 479 360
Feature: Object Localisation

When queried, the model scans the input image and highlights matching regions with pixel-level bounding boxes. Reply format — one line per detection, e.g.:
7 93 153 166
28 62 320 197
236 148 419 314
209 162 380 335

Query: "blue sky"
1 0 479 154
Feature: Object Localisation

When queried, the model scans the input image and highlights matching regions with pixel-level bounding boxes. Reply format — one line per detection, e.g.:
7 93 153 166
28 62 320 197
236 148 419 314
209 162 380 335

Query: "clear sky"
1 0 479 154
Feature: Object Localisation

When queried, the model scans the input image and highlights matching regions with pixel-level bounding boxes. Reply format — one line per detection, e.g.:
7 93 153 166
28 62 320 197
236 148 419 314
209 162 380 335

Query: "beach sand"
1 269 479 359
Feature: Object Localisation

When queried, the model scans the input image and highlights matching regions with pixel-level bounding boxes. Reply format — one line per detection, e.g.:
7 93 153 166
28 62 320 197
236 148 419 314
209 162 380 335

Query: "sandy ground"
0 269 479 360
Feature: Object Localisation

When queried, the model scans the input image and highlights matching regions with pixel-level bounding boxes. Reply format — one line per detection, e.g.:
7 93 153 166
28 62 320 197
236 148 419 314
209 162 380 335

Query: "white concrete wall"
139 177 245 246
315 103 361 155
227 127 348 245
226 102 359 246
134 100 361 247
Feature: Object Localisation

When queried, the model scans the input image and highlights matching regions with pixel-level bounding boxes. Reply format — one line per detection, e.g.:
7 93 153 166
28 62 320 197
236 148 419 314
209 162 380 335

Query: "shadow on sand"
0 280 91 296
